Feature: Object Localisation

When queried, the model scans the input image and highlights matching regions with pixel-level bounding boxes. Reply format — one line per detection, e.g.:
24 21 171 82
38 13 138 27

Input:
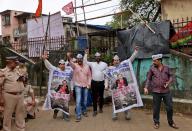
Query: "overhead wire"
27 4 120 33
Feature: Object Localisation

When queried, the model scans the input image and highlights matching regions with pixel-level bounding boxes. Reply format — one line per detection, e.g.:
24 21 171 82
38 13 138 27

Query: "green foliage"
106 0 161 29
102 53 113 64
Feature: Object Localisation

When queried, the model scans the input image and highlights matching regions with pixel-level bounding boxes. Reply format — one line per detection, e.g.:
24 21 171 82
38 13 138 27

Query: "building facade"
161 0 192 21
0 10 34 45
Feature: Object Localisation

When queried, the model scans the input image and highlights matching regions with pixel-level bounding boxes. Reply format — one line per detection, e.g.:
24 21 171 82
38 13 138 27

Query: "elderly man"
67 53 91 122
84 50 107 116
144 54 179 129
42 53 72 121
0 56 25 131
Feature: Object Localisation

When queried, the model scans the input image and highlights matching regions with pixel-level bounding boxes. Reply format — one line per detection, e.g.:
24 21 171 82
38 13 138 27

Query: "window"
2 14 11 26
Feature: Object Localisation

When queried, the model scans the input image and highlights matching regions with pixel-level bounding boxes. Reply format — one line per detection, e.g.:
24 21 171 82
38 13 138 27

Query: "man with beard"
67 53 91 122
144 54 179 129
84 50 107 117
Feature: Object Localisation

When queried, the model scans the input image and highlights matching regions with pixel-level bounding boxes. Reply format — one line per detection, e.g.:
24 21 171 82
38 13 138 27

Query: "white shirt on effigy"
84 54 107 81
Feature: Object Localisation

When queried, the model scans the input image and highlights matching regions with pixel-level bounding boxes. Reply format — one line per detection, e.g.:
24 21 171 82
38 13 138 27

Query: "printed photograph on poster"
104 59 143 114
43 69 72 115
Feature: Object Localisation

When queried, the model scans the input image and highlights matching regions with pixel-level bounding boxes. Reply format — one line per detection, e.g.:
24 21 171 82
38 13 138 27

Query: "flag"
35 0 42 18
62 2 74 15
170 21 192 48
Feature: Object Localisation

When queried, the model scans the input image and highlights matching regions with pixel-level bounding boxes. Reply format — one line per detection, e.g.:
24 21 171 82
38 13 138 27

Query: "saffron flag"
62 2 74 15
35 0 42 18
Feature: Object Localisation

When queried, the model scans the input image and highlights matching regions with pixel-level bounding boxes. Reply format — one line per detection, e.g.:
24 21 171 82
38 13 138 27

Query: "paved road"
4 105 192 131
18 104 192 131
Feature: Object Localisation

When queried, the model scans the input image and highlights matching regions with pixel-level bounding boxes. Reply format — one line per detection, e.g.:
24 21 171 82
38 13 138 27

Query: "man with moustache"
0 56 25 131
67 53 91 122
144 54 179 129
84 50 107 117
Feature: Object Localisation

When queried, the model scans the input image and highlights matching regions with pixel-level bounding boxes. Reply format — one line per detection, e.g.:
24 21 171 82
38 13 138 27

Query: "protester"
105 47 139 121
42 52 72 121
67 53 92 122
0 56 25 131
84 49 107 117
144 54 179 129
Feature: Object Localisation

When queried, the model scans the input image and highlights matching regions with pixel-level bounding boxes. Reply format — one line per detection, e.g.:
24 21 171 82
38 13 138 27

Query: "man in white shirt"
84 50 108 117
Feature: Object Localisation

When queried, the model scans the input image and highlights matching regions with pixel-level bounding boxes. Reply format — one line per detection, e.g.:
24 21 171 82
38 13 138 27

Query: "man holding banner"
42 53 73 121
104 47 143 121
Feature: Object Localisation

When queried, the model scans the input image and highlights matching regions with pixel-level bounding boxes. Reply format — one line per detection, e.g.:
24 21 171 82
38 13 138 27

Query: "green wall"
133 53 192 99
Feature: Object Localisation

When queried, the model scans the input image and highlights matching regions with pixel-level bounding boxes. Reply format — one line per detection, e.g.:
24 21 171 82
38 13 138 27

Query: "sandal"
154 123 159 129
170 123 179 129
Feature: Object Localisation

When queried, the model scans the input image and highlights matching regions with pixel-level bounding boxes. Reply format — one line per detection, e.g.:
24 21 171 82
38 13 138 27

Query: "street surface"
17 104 192 131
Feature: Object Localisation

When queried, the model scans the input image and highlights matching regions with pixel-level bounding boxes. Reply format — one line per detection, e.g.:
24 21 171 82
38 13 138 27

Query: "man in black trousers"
84 49 107 117
144 54 179 129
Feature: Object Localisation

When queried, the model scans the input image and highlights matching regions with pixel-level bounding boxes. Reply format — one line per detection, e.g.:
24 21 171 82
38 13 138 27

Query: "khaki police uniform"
0 67 25 131
24 85 39 118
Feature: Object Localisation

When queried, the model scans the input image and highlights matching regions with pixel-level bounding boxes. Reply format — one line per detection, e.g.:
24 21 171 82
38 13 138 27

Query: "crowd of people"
0 47 179 131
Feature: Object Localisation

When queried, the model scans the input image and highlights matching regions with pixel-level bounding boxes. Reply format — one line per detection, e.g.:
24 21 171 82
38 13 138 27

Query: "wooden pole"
39 13 51 96
127 7 156 34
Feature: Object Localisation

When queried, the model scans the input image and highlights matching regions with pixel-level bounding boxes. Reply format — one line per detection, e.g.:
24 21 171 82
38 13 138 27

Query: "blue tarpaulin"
77 36 88 50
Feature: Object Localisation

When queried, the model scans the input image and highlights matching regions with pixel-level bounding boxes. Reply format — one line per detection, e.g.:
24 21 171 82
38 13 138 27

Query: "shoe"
63 114 70 122
112 116 118 121
27 114 35 119
82 112 88 117
99 109 103 113
25 118 29 123
75 117 81 122
169 123 179 129
53 112 57 119
63 116 70 122
125 112 131 120
153 123 159 129
93 111 97 117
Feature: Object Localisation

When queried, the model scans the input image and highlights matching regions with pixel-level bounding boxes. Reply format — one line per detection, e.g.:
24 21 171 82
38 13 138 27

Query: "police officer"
0 56 25 131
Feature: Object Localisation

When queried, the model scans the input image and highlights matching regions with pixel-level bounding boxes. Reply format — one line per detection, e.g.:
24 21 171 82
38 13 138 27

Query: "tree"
106 0 161 29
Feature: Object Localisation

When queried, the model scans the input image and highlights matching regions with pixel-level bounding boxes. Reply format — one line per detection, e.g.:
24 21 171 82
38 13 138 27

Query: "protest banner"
43 68 72 115
104 59 143 113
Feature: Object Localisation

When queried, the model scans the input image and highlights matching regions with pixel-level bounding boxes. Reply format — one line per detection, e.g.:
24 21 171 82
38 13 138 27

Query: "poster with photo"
104 59 143 113
43 69 72 115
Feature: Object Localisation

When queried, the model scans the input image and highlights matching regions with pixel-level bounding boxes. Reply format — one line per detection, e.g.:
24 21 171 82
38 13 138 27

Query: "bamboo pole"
127 7 156 34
